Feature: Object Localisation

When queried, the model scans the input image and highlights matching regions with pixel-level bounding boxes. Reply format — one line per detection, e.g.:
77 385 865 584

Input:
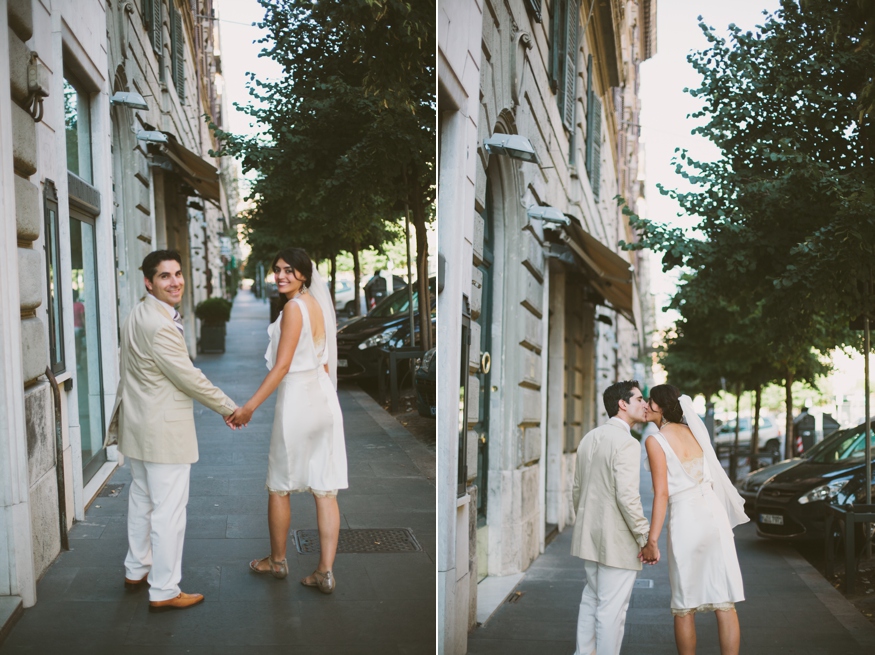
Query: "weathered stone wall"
8 0 62 582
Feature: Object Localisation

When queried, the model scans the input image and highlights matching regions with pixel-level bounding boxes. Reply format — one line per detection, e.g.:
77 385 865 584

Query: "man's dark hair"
603 380 641 418
142 250 182 282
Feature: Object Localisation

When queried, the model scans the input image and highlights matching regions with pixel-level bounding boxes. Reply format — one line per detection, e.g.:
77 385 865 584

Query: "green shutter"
550 0 563 92
151 0 162 55
172 7 185 102
562 0 579 131
585 55 601 201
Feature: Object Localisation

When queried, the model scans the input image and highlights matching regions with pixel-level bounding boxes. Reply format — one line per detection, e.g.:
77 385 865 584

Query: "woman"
227 248 348 593
642 384 747 655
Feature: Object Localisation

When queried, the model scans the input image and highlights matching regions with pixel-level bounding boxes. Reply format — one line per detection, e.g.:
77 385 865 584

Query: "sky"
638 0 782 327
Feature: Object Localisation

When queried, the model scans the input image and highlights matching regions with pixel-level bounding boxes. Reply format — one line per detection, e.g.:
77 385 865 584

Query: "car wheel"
344 300 355 316
766 440 781 459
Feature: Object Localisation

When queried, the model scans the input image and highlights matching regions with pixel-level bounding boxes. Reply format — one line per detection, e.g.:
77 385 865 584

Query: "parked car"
752 421 875 541
714 416 783 458
336 278 436 380
333 279 362 316
738 458 805 519
414 348 436 418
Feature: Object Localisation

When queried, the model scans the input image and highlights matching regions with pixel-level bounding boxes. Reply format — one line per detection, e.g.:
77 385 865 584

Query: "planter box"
200 323 226 353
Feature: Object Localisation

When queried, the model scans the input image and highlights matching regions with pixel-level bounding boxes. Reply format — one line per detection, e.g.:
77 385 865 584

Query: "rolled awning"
554 219 637 327
159 132 221 202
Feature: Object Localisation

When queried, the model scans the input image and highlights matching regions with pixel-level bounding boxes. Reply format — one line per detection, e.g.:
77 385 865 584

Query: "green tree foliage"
210 0 434 335
622 0 874 445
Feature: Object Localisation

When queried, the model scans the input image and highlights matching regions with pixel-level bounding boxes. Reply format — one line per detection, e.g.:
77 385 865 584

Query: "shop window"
44 179 65 374
63 76 92 183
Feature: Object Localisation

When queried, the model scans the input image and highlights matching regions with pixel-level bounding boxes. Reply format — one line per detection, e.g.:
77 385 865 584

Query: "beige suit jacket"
571 421 650 570
105 294 236 464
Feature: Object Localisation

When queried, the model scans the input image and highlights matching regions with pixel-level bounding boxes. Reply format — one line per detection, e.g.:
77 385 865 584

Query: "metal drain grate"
98 484 125 498
293 528 422 554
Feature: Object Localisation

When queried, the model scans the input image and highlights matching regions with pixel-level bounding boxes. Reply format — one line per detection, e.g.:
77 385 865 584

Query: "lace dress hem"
671 602 735 617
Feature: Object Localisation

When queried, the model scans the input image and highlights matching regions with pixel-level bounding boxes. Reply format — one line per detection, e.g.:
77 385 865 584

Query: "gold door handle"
479 435 486 444
480 351 491 374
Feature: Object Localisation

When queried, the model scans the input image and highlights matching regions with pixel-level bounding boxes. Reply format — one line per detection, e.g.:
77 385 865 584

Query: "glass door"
70 212 106 482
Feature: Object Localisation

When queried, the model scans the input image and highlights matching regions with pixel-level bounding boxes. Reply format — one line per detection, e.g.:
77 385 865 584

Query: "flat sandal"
249 556 288 579
301 569 335 594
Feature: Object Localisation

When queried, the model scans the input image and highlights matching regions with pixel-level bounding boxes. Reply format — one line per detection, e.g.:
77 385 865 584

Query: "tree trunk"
785 371 795 459
731 383 741 483
352 244 362 317
408 170 432 352
329 254 337 307
751 387 762 470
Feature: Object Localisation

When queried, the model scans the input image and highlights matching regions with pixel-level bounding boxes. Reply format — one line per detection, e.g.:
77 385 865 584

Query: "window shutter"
549 0 563 92
562 0 579 131
151 0 162 55
172 7 185 102
585 55 601 201
525 0 543 23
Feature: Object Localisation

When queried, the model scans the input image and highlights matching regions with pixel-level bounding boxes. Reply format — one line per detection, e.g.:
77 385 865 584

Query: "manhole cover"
98 484 125 498
293 528 422 554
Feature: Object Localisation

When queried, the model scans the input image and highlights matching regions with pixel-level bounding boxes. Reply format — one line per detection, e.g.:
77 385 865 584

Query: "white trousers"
124 458 191 602
574 560 638 655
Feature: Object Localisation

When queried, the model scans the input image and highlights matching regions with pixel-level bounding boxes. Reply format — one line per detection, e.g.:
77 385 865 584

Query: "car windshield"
370 288 420 318
368 279 436 318
807 424 875 464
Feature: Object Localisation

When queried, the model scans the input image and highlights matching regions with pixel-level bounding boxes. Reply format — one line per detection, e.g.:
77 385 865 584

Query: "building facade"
438 1 656 652
0 0 236 618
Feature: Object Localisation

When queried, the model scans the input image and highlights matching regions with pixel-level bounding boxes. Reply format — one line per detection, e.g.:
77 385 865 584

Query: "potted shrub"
196 297 232 353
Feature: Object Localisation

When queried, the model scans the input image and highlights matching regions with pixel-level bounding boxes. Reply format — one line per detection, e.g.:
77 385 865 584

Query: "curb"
345 387 436 482
780 544 875 649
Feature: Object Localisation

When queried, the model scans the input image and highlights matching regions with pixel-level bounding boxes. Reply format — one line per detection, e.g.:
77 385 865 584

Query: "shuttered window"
142 0 162 56
550 0 579 132
171 7 185 102
584 55 602 201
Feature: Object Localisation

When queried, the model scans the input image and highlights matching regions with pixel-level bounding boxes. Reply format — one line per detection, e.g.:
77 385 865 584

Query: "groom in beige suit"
571 380 658 655
106 250 236 611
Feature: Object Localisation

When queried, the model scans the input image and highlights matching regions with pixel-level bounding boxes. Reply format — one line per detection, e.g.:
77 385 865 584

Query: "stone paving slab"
469 427 875 654
0 291 435 655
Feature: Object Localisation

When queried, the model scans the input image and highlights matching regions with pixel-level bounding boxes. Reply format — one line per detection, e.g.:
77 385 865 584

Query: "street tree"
209 0 434 335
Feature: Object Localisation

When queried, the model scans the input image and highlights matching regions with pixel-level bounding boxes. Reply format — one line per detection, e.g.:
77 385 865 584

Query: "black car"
414 348 436 418
753 421 875 540
336 278 436 379
738 457 805 519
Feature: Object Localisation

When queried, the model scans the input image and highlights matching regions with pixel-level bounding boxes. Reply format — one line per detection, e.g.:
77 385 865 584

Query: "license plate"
338 359 348 368
760 513 784 526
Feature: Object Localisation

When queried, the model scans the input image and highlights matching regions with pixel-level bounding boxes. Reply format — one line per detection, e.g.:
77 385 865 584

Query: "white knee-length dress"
647 432 744 615
264 297 348 496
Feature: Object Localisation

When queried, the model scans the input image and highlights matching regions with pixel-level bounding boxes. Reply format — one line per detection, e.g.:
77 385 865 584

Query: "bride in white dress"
642 384 747 655
227 248 348 593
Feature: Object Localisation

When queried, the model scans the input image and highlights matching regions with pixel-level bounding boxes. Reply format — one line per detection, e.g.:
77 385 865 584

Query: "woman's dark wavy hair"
649 384 686 424
271 248 313 290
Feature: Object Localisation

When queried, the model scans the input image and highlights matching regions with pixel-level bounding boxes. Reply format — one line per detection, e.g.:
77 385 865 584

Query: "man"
105 250 236 612
571 380 657 655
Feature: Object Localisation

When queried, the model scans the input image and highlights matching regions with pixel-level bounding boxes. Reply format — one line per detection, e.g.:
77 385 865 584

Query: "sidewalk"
468 432 875 654
0 290 435 655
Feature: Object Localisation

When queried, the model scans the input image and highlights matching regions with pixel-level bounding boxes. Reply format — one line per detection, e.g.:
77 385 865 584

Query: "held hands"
225 405 253 429
639 541 660 565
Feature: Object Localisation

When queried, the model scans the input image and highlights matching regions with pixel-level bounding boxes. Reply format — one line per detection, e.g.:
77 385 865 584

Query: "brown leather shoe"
148 592 204 612
124 575 148 590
